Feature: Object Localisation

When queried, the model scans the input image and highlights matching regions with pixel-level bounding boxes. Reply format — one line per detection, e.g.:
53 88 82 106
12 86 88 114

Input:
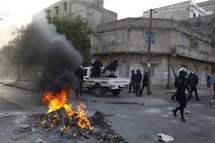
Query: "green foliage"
47 16 92 64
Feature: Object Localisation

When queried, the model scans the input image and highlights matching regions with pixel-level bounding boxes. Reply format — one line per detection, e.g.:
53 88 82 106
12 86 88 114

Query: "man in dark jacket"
172 68 191 122
128 69 136 93
93 57 103 77
75 66 84 98
140 72 148 96
103 58 119 77
135 69 142 97
107 58 118 71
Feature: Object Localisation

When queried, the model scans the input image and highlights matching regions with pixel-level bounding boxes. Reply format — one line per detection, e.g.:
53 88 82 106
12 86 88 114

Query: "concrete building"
183 14 215 85
142 0 213 21
43 0 117 30
198 0 215 15
91 18 215 88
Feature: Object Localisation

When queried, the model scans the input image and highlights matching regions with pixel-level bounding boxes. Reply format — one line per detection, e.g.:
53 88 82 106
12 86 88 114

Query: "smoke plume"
15 12 82 91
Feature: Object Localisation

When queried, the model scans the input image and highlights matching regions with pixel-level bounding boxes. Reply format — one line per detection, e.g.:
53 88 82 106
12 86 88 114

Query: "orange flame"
42 89 92 129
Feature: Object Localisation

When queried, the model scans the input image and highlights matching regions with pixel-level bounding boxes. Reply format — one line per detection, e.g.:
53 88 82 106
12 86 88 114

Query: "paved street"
0 80 215 143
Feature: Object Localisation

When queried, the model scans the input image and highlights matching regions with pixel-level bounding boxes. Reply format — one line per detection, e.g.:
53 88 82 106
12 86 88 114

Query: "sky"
0 0 208 27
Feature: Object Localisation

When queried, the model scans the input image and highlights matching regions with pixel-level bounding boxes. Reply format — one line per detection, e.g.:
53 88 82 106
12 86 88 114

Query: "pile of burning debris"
24 89 127 143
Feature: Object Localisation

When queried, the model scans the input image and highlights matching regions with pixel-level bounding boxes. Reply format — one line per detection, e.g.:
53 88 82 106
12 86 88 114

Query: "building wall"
198 0 215 15
142 1 213 21
43 0 117 30
93 18 214 88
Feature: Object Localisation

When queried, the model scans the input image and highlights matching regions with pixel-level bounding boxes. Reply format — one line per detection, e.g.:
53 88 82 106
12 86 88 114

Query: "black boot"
171 96 175 100
172 109 177 117
180 117 186 122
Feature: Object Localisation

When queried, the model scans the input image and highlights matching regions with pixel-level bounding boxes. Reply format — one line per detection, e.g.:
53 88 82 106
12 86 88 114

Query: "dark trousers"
175 94 187 118
135 83 141 96
128 82 135 92
188 85 199 100
140 83 147 95
94 70 101 77
75 82 82 98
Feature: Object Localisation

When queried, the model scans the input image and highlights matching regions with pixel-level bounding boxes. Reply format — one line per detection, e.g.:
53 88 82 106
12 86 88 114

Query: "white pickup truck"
82 66 129 96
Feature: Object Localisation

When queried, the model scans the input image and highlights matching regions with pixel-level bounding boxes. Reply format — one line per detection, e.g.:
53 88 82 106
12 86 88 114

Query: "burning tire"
111 89 120 96
95 84 104 97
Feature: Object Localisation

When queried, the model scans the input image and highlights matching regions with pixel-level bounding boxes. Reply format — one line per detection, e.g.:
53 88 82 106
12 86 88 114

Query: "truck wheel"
95 84 104 97
112 89 120 96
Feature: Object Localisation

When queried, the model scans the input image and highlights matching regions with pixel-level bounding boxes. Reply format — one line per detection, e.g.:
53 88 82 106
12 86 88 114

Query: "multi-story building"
198 0 215 15
91 18 215 88
43 0 117 30
142 0 213 21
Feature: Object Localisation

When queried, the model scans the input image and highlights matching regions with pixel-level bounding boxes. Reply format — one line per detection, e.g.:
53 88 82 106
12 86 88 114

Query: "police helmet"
179 67 187 74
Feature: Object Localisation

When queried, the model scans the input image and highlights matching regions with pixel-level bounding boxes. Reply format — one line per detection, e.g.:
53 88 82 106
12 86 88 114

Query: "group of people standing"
128 69 148 97
170 68 215 122
171 71 200 101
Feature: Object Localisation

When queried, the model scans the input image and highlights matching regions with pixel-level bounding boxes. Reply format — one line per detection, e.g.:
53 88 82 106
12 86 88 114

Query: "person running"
172 68 191 122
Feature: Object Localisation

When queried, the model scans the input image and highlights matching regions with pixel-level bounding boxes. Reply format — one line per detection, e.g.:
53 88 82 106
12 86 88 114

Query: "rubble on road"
24 110 127 143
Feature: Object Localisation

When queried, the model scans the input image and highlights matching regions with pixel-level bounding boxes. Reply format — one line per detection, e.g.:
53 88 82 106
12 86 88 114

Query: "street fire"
41 89 92 129
26 88 126 142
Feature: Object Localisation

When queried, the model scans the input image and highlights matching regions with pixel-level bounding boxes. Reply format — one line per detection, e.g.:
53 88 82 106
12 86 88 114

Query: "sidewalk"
1 80 214 105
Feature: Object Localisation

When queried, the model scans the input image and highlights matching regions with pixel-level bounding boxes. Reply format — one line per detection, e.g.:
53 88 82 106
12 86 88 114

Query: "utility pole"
17 29 20 81
147 9 153 95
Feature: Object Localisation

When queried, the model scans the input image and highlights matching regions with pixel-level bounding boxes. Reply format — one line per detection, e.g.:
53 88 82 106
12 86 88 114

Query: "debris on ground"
157 133 175 142
0 112 10 118
209 99 215 108
25 109 127 143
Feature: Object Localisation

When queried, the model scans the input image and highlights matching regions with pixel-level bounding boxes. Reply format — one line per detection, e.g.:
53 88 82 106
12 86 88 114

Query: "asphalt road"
0 81 215 143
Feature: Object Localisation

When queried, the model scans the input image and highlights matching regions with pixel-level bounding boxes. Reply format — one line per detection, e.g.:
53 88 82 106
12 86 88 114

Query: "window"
117 33 124 44
102 35 110 53
55 6 59 15
46 10 51 16
190 41 198 49
182 36 189 48
145 32 155 44
63 2 67 11
193 13 196 17
83 69 87 76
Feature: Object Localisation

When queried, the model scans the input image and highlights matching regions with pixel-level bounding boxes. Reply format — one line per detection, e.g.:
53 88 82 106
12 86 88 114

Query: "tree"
47 16 92 64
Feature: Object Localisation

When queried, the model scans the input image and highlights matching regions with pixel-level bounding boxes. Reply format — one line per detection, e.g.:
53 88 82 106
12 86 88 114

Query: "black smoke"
15 12 82 91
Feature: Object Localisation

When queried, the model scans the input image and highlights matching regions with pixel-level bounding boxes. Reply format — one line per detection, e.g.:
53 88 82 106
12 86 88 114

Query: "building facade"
91 18 215 88
198 0 215 15
43 0 117 30
142 1 213 21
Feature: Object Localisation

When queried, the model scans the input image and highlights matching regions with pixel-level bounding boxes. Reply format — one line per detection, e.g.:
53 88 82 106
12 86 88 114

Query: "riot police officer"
128 69 136 93
135 69 142 96
187 72 200 101
172 68 190 122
